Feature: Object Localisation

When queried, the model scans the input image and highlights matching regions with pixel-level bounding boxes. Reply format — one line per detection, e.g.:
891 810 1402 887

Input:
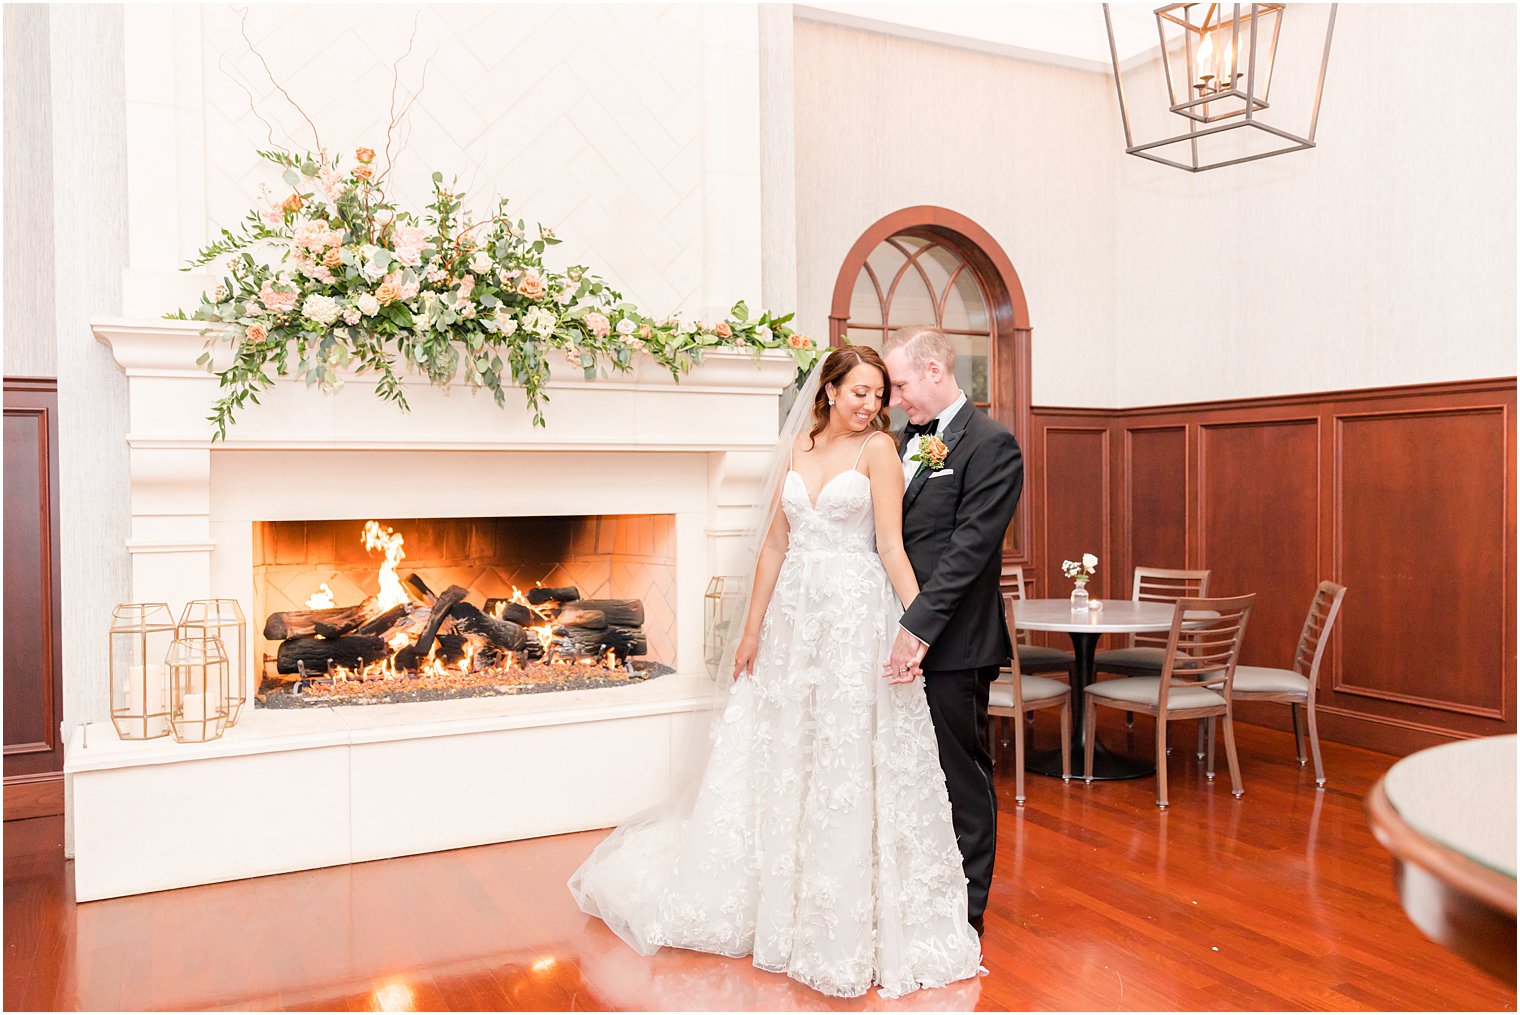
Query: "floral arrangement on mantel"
172 147 818 440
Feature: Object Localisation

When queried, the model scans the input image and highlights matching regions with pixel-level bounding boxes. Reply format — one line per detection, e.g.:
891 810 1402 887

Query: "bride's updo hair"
806 345 892 449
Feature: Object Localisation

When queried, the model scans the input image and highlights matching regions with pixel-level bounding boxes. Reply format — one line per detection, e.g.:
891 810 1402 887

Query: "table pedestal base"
1026 742 1155 781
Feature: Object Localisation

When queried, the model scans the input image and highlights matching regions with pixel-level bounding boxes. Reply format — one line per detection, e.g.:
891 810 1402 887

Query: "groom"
882 325 1024 938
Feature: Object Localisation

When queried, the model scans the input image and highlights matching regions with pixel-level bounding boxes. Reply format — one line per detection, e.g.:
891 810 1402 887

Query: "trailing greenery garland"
171 148 818 441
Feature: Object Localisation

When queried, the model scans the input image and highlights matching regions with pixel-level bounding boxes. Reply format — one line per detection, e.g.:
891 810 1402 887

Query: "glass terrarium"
109 603 176 740
167 636 231 743
704 576 745 677
178 599 247 726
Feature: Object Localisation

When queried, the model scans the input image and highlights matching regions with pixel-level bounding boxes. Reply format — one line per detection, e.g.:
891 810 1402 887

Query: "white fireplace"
66 319 792 901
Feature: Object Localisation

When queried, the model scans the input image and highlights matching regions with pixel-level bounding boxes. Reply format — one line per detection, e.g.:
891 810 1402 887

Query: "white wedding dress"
569 461 982 999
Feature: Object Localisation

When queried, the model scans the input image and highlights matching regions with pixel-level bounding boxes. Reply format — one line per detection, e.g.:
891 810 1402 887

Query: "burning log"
556 607 607 630
483 598 536 626
575 599 645 627
528 586 580 606
276 634 388 675
404 573 437 606
449 602 528 650
394 584 468 670
264 602 376 641
556 624 648 659
352 604 409 638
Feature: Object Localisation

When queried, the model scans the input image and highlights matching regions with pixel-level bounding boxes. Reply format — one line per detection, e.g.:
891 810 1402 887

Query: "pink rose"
245 322 268 343
394 226 428 248
259 282 298 313
395 246 422 267
584 312 610 338
714 321 733 339
516 273 546 300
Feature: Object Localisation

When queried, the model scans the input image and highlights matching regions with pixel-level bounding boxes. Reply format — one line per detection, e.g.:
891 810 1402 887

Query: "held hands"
733 633 760 681
882 627 928 684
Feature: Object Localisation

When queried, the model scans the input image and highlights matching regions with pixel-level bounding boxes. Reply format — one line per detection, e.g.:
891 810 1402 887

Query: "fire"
363 521 409 610
306 583 336 609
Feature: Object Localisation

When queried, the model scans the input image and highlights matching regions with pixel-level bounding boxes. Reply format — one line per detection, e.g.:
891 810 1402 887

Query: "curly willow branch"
234 5 322 154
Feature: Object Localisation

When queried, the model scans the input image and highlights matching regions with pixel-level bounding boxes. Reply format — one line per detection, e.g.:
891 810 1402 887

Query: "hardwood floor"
5 717 1513 1012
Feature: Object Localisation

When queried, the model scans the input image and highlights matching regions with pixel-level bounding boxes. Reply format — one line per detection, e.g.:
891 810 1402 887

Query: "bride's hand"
733 634 759 680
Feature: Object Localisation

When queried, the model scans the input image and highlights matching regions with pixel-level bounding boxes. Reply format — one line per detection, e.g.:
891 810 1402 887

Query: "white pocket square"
928 469 954 479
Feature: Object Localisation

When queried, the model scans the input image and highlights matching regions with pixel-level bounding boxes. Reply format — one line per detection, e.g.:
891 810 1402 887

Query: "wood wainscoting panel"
1333 406 1511 724
3 378 64 796
1038 426 1111 602
1032 378 1516 756
1123 426 1188 585
1199 419 1321 671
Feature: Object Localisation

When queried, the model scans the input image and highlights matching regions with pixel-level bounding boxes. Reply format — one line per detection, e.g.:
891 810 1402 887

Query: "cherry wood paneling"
1200 419 1321 669
3 378 63 790
1334 407 1510 724
1123 426 1188 583
1032 378 1516 756
1037 426 1111 602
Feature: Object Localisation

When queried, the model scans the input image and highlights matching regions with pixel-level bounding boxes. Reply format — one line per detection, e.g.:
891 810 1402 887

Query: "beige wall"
792 15 1123 407
791 6 1517 408
3 4 57 377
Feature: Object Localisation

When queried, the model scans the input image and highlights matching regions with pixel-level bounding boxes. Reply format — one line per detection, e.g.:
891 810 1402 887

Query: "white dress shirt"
901 390 968 484
898 389 967 648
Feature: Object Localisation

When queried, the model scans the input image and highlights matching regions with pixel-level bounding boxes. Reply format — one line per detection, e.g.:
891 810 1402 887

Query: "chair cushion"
1231 666 1310 696
1086 676 1225 710
1093 647 1168 670
1016 645 1075 671
989 675 1070 709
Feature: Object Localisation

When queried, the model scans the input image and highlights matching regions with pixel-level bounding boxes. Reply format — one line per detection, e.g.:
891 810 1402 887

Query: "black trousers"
922 663 999 927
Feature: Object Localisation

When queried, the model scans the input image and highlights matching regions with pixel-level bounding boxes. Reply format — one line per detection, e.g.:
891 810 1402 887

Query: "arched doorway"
829 205 1032 564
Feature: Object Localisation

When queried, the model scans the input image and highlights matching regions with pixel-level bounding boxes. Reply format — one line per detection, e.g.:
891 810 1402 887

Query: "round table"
1366 735 1517 985
1014 599 1211 781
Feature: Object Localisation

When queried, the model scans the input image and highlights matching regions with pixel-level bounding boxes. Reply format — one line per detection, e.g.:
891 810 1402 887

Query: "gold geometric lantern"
1104 3 1338 172
178 599 247 726
167 636 231 743
109 603 175 740
703 576 745 678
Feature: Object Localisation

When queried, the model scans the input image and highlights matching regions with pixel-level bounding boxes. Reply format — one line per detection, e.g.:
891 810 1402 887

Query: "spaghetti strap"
852 430 885 470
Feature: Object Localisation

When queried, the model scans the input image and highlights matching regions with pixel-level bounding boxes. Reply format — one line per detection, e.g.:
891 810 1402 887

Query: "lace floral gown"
569 467 982 999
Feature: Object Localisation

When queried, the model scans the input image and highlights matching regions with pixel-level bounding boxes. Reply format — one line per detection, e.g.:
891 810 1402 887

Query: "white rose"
756 325 773 342
555 288 575 306
1082 553 1098 570
469 251 493 274
495 314 519 337
523 307 557 337
362 259 388 281
357 294 380 317
373 208 395 226
615 318 636 336
457 299 476 319
301 294 340 326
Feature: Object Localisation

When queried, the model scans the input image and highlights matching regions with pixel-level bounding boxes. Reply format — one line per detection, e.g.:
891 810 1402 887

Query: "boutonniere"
910 434 949 472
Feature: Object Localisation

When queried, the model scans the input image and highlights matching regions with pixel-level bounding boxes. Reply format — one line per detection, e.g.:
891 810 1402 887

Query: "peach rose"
322 248 342 269
245 322 268 343
282 193 304 214
714 321 732 339
259 282 298 314
786 333 814 350
355 147 375 164
353 164 374 181
638 323 652 339
374 282 402 305
584 311 610 338
457 274 475 297
516 273 546 300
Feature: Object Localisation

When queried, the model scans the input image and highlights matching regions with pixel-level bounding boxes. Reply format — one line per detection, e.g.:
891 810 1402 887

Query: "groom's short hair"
884 325 957 376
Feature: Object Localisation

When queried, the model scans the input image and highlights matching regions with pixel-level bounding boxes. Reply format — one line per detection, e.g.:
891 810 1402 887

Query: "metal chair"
990 594 1072 805
1082 594 1255 810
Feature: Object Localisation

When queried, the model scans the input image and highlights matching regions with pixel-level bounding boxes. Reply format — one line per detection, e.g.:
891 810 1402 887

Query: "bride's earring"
828 398 835 406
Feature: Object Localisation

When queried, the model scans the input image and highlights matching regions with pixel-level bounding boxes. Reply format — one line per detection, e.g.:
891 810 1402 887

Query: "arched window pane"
886 262 936 332
866 244 906 302
941 264 990 332
950 333 990 403
849 265 883 327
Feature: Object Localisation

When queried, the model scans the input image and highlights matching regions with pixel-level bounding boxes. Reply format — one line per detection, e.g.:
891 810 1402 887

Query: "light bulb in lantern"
1195 28 1215 91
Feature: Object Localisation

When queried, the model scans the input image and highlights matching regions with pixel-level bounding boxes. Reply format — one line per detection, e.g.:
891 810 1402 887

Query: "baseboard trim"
5 772 64 821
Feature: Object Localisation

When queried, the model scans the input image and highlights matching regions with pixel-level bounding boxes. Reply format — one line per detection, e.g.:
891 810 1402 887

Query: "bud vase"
1070 582 1090 612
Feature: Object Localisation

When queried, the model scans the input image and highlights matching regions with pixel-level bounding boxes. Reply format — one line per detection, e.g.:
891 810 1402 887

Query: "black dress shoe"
970 915 985 937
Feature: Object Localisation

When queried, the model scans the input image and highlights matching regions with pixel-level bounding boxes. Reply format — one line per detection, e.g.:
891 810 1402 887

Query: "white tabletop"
1384 734 1517 878
1012 598 1212 634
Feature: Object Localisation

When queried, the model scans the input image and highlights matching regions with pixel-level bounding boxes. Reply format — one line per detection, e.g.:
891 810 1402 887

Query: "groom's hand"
883 627 928 684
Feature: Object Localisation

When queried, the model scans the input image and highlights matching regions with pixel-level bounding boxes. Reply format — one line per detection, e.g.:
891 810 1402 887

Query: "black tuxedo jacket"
898 400 1024 672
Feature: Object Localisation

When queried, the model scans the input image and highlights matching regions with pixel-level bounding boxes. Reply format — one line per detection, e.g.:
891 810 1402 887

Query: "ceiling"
794 3 1162 73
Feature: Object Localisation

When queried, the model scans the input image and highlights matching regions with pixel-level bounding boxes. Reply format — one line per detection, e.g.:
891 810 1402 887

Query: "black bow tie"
903 418 940 440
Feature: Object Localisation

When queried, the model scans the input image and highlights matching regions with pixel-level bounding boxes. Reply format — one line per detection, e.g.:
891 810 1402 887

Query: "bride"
569 346 982 999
